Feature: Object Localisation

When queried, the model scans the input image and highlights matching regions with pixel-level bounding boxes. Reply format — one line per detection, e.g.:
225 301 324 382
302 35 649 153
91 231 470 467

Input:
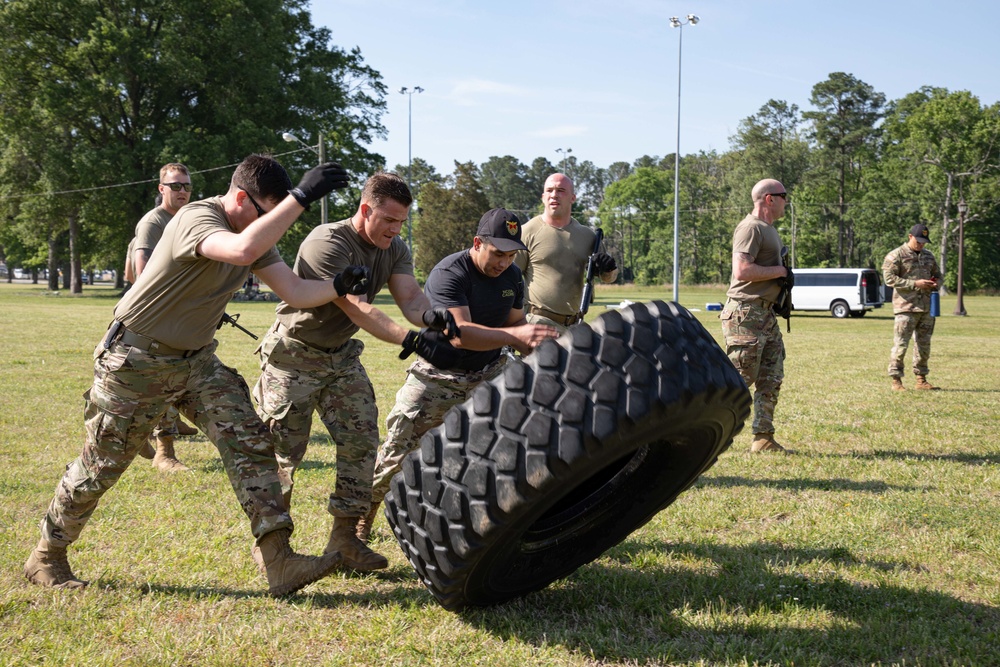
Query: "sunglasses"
237 185 266 218
161 182 192 192
770 192 787 200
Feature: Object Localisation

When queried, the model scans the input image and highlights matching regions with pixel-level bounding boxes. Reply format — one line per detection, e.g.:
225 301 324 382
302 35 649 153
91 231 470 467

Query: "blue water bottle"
930 290 940 317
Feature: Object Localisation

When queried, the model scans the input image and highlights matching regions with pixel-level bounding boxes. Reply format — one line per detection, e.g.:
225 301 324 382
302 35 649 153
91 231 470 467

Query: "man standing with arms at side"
253 172 459 573
515 173 617 333
25 155 360 597
126 162 200 471
362 208 559 542
720 178 791 454
882 223 942 391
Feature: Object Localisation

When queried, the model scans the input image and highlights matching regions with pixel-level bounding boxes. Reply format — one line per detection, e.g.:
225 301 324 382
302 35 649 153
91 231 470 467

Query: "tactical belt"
275 322 347 354
526 304 580 327
115 326 201 358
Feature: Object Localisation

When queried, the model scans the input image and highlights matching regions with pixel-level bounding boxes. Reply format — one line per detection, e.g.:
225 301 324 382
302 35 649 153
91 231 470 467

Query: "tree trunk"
69 210 81 294
47 236 59 291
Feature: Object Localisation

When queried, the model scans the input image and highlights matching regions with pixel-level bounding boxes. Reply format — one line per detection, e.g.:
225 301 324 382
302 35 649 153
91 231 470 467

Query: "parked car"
791 268 884 318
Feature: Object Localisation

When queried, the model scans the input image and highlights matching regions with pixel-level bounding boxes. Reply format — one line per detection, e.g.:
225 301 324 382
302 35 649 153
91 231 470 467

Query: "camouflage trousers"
151 405 182 438
371 356 506 503
40 339 290 547
525 311 569 334
889 311 935 378
253 329 377 518
720 300 785 436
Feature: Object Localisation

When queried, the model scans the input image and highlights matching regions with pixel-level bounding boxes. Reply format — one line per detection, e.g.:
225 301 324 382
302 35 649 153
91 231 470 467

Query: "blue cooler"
930 291 940 317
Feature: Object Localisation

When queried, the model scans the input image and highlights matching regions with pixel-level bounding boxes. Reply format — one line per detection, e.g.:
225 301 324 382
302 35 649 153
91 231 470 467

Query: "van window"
796 272 857 287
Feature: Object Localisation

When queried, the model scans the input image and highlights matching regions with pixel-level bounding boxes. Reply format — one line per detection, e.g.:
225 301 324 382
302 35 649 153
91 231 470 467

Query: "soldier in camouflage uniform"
720 179 792 453
364 209 558 541
882 223 943 391
25 155 360 597
253 172 461 572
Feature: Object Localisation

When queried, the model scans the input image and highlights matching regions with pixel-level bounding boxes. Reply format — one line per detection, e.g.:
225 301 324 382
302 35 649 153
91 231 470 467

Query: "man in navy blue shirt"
360 208 559 541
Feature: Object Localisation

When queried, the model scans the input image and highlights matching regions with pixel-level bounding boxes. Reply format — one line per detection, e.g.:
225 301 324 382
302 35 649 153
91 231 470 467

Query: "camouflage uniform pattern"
720 300 784 435
371 356 506 503
253 329 377 518
525 311 568 334
151 405 182 438
882 243 942 379
41 340 291 547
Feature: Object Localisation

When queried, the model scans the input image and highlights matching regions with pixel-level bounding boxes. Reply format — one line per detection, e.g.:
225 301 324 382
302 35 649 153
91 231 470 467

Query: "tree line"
1 3 997 293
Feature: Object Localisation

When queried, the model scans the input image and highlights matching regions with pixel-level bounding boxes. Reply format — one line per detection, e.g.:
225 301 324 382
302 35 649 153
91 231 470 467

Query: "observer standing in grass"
25 154 363 597
515 173 617 333
882 223 942 391
364 209 558 541
124 162 200 472
252 172 460 573
720 178 791 454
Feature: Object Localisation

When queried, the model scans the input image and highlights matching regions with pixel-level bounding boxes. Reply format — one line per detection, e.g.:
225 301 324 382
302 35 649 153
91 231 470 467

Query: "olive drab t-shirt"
274 217 414 350
114 197 282 350
726 214 785 304
514 216 596 317
133 206 174 253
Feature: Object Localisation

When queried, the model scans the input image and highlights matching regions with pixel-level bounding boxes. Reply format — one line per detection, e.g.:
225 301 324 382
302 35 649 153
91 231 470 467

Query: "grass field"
0 281 997 667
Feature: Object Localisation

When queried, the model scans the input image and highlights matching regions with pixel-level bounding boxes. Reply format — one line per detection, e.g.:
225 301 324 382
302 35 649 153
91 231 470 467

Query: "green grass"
0 282 997 666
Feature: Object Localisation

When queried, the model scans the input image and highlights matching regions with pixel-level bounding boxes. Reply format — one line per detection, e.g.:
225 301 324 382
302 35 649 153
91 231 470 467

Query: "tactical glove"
333 265 370 298
422 308 460 339
289 162 350 209
592 252 617 274
399 329 464 369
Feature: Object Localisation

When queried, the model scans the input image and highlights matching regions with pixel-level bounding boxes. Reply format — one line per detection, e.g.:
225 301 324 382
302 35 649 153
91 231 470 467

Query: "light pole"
555 147 573 175
282 131 327 224
669 13 699 304
954 198 968 316
400 86 424 254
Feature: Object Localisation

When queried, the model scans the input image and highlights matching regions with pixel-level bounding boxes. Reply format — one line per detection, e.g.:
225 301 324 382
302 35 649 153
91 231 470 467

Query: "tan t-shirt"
114 197 282 349
133 206 174 253
515 216 596 317
275 218 413 349
726 214 784 303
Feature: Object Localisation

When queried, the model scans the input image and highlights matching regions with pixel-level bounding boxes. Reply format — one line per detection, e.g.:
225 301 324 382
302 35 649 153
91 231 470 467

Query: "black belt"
113 326 201 357
526 304 580 327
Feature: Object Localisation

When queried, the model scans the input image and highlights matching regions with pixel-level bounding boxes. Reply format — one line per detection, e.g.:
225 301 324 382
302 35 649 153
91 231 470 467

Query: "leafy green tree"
391 157 444 204
0 0 386 291
477 156 536 213
598 167 673 285
412 161 489 278
803 72 885 266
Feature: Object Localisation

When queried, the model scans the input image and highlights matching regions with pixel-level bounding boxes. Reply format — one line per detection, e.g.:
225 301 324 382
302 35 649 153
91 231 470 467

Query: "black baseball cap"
476 208 527 252
909 224 931 243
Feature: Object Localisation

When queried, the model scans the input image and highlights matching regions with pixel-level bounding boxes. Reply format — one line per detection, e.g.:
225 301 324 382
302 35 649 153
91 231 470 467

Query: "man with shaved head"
720 178 792 453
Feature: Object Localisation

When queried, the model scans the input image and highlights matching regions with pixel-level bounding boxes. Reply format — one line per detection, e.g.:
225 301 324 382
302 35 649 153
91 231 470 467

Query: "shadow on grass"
694 475 924 493
458 539 999 665
831 450 1000 466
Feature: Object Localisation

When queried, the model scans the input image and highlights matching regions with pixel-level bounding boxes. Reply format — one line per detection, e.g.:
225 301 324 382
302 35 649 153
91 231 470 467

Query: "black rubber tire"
384 300 751 611
831 300 850 318
849 309 866 318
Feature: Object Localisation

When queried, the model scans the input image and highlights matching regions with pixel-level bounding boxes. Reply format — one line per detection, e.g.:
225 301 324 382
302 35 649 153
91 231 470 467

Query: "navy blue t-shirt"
424 249 524 372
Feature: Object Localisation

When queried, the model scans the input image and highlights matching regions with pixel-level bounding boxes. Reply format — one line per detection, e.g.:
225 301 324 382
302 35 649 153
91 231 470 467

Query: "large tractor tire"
384 300 750 611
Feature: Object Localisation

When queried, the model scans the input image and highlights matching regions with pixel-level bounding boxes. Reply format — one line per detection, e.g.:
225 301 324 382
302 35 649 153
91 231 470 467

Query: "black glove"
399 329 464 369
289 162 350 208
782 267 794 289
422 308 460 339
592 252 617 274
333 265 370 297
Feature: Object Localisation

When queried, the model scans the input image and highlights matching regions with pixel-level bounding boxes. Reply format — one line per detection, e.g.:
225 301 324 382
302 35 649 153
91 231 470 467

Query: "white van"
791 268 884 318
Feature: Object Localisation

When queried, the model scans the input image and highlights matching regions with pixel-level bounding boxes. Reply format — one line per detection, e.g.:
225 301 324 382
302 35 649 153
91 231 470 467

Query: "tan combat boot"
152 435 190 472
356 502 381 544
257 528 342 597
175 420 199 436
325 516 388 570
915 376 938 390
891 377 906 391
751 433 789 454
138 439 156 459
24 539 89 589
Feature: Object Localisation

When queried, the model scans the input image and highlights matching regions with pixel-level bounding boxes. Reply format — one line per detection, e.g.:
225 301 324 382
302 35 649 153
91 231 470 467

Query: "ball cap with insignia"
476 207 527 252
909 223 931 243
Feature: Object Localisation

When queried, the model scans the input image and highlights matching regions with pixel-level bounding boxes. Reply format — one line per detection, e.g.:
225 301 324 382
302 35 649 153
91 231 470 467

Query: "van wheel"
383 300 751 611
831 300 850 318
849 310 866 318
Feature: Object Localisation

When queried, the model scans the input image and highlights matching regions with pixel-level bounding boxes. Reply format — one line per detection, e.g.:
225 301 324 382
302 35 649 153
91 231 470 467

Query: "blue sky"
311 0 999 176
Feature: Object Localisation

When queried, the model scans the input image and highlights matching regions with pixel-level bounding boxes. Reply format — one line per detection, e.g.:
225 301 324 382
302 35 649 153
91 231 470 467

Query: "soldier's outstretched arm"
387 273 432 328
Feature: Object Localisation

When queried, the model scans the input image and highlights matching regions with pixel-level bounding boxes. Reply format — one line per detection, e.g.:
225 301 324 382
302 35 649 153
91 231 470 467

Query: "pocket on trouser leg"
81 387 142 478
